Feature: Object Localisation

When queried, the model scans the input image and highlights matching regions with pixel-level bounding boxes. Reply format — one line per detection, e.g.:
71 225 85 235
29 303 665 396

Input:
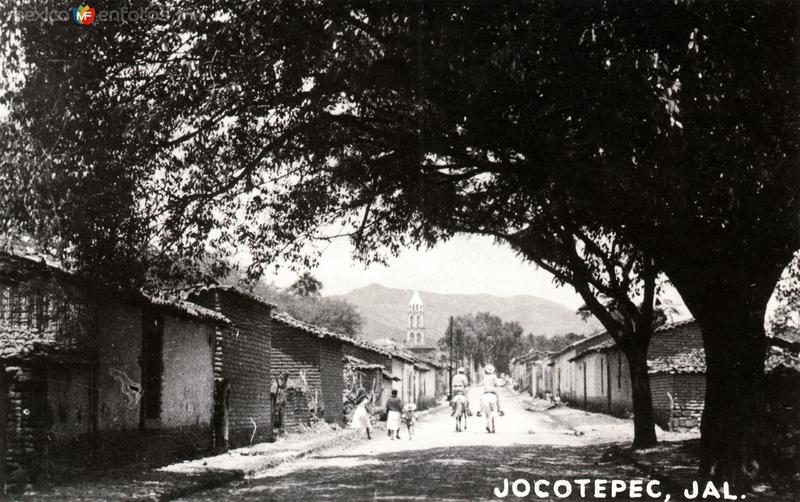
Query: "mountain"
331 284 601 344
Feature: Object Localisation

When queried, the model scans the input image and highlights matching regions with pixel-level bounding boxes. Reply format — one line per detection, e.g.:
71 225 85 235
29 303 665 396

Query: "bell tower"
406 290 424 346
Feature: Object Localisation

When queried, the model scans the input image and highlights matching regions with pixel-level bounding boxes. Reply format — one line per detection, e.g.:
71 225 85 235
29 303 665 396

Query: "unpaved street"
181 388 653 501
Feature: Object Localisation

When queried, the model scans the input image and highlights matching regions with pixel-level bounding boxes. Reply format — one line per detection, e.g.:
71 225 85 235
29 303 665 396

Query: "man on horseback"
451 367 471 417
477 364 504 417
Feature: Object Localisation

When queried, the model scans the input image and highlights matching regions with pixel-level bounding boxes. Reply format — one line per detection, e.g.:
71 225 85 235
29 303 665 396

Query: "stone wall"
651 373 705 431
3 365 46 483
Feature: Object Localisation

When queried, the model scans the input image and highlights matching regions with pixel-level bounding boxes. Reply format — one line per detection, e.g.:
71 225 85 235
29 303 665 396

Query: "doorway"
141 310 163 428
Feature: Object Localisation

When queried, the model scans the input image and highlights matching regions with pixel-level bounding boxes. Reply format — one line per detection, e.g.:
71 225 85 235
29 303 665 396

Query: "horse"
451 394 469 432
479 392 499 433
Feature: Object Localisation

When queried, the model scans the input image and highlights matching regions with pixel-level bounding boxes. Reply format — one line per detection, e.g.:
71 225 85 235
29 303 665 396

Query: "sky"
261 234 588 309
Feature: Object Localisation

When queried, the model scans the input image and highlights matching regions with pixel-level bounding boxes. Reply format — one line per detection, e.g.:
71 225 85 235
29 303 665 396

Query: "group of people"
350 388 416 440
350 363 506 438
450 364 504 417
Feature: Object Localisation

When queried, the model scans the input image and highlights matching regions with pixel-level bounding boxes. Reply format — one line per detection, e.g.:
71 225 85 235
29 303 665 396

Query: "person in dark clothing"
385 389 403 439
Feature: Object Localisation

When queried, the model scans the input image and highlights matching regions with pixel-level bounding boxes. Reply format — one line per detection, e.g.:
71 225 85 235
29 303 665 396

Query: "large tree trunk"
625 342 658 449
662 249 790 489
696 305 767 488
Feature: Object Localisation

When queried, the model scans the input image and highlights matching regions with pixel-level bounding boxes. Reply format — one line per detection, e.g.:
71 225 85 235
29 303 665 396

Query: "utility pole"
448 315 453 401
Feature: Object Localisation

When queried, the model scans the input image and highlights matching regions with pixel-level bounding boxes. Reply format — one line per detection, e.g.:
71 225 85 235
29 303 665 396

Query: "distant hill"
331 284 600 344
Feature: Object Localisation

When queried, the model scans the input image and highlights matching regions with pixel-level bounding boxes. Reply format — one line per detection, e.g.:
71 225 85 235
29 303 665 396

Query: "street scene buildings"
1 1 799 500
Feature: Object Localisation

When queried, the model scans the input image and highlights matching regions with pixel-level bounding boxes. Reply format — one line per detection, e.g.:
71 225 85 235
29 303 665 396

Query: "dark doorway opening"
141 310 163 428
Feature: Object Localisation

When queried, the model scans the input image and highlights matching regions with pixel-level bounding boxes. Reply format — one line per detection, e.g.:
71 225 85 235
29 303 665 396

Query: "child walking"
402 402 417 440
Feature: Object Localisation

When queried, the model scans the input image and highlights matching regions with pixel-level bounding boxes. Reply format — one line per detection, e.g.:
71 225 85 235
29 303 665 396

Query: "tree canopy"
4 1 797 290
249 279 363 337
437 312 525 375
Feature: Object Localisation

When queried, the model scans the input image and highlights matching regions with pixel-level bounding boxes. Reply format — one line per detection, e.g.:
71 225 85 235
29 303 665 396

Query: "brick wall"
282 389 311 430
270 321 346 428
189 289 273 447
650 323 703 359
318 338 343 424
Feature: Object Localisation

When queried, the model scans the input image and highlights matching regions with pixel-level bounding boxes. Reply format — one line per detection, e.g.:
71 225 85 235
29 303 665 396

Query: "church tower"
407 290 425 346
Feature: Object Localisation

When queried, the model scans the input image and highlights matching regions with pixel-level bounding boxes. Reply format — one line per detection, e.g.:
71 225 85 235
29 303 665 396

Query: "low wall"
651 373 704 431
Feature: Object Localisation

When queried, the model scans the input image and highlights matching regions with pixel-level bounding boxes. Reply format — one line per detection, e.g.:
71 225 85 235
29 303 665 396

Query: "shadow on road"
186 442 653 501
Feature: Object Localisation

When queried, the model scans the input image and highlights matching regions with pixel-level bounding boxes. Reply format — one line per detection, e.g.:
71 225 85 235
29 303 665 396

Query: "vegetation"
439 313 590 377
523 333 585 355
438 312 525 376
244 274 363 337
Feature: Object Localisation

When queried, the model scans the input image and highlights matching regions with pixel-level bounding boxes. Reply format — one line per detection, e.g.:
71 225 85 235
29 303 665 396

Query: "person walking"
350 389 374 439
385 389 403 440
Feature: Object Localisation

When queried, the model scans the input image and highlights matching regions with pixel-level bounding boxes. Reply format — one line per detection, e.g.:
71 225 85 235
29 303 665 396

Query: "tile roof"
382 369 401 381
144 294 231 325
387 348 420 364
569 338 617 361
645 342 799 375
654 317 697 333
569 319 699 363
511 350 546 366
183 284 278 309
0 251 230 325
343 354 385 370
647 348 706 375
271 311 392 357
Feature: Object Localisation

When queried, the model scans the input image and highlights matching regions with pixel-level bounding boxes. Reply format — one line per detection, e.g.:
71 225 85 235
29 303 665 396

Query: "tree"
5 0 798 483
501 222 667 448
250 282 363 337
524 332 585 354
438 312 525 376
289 272 323 297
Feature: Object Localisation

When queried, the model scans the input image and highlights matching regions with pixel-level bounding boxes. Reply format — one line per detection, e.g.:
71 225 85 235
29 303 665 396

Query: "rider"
451 367 471 416
477 364 504 416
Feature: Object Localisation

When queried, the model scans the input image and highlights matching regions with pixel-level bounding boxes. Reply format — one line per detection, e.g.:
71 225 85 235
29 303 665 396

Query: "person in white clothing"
350 390 373 439
451 367 472 416
478 364 504 416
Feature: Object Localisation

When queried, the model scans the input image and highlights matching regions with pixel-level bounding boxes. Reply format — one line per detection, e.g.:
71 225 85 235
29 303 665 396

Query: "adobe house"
269 313 349 430
342 355 385 425
341 336 394 402
548 342 580 403
388 349 418 405
565 319 707 431
408 352 444 406
342 340 392 373
0 252 228 486
342 342 406 409
184 285 276 450
509 350 543 394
